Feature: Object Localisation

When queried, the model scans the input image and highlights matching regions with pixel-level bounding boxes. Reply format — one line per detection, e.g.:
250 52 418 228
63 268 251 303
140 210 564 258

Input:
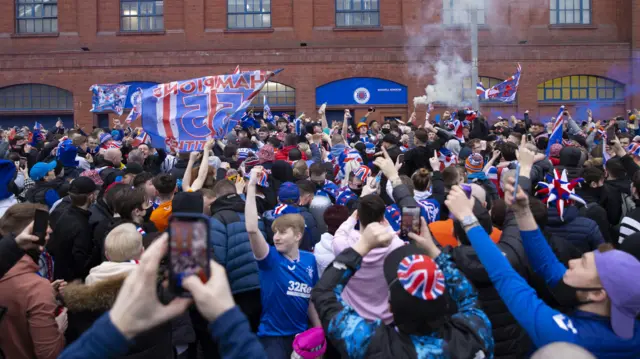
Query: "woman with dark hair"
314 205 350 275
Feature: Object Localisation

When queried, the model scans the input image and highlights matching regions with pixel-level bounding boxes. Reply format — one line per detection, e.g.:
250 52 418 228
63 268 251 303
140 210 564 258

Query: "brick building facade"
0 0 639 130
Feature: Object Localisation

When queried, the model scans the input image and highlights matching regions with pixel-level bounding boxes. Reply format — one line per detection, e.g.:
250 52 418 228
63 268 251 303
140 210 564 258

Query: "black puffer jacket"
25 178 69 207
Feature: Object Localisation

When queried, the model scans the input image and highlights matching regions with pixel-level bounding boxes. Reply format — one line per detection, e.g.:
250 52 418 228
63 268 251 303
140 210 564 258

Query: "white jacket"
76 155 91 171
85 261 137 285
314 233 336 275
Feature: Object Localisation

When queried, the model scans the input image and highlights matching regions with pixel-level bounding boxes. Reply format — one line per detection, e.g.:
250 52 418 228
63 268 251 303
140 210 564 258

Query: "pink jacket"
332 217 404 324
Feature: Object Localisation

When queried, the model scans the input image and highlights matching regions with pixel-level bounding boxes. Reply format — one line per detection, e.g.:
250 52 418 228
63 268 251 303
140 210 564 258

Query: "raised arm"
189 140 214 192
319 105 329 130
342 110 350 138
446 185 578 348
181 151 200 192
246 167 269 259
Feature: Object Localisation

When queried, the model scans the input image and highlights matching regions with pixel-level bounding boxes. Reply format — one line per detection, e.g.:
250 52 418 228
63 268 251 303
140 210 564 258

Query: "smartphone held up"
401 206 421 239
168 213 211 297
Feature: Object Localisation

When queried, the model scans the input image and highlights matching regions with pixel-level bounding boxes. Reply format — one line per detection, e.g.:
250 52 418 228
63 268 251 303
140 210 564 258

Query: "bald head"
104 148 123 167
531 342 595 359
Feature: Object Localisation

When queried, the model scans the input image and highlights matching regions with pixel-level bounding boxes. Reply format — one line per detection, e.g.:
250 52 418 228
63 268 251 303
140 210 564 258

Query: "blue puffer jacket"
209 193 265 295
546 206 604 254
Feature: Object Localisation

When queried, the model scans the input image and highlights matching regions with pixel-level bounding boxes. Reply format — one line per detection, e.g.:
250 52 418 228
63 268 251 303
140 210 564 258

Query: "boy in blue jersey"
246 166 322 359
446 176 640 359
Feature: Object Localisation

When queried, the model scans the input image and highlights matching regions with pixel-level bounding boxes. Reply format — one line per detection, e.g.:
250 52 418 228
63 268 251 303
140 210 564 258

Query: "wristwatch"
460 215 480 231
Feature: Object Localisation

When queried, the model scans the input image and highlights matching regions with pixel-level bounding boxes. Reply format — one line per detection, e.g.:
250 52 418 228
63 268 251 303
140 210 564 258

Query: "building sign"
316 77 407 106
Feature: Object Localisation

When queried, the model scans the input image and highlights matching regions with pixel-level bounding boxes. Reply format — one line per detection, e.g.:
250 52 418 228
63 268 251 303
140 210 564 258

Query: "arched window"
251 82 295 107
0 84 73 111
537 75 625 102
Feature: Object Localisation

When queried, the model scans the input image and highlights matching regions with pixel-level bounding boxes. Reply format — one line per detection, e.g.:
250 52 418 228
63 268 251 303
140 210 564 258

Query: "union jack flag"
354 165 371 182
397 255 445 301
545 105 565 156
477 63 522 102
628 143 640 157
437 148 458 170
131 130 151 147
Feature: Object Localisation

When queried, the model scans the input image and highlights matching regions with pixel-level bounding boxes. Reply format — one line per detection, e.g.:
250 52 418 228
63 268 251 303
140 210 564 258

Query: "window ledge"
480 101 516 107
333 26 382 32
117 30 166 36
548 24 598 30
10 32 59 39
223 28 274 34
441 24 490 30
538 100 624 105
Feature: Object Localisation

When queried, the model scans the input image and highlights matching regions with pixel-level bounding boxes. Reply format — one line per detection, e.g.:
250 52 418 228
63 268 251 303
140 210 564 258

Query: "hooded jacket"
314 233 335 275
209 193 264 294
556 147 584 181
0 255 65 359
25 178 68 208
545 206 604 254
47 205 94 281
62 274 173 359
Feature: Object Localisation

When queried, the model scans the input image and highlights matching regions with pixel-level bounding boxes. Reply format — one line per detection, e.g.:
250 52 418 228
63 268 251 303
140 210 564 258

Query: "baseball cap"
465 153 484 173
80 169 104 186
278 182 300 203
69 176 97 195
357 122 368 129
594 249 640 339
30 160 57 181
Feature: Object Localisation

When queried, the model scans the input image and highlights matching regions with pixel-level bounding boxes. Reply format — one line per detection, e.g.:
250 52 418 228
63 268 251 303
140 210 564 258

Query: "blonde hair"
105 223 143 262
292 160 309 180
272 214 305 239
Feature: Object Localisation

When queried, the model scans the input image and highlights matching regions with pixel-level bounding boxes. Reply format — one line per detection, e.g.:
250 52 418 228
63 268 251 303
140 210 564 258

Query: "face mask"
551 279 603 309
381 128 391 135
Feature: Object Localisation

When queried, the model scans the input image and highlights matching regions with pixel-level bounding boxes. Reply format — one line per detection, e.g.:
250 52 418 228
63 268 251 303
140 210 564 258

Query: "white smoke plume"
407 0 491 109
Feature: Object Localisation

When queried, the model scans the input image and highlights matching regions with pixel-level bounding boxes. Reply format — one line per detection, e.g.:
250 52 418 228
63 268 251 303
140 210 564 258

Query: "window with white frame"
550 0 591 25
442 0 485 25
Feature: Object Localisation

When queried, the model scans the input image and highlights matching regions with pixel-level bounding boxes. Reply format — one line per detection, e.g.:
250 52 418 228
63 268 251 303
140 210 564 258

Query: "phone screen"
169 216 210 297
401 207 421 239
33 209 49 246
397 154 405 164
606 127 616 144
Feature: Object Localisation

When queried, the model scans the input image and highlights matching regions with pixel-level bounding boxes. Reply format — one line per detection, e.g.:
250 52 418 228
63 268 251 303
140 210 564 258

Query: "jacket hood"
606 179 631 194
0 255 38 282
318 233 334 252
84 261 137 285
547 205 579 225
63 275 125 312
559 147 583 168
211 193 245 213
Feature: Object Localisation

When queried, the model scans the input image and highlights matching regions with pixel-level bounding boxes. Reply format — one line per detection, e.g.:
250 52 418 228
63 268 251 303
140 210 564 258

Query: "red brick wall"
0 0 637 129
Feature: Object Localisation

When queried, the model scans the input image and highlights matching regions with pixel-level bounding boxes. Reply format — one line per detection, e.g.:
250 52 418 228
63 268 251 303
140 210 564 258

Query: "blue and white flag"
140 69 282 151
90 84 130 115
125 89 142 124
545 105 565 156
263 95 274 125
477 64 521 102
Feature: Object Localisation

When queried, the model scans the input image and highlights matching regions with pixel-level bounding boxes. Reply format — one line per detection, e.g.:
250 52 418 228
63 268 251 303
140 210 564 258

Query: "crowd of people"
1 105 640 359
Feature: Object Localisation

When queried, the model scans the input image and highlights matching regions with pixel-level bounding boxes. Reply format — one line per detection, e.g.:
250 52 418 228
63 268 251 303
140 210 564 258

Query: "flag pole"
470 3 480 111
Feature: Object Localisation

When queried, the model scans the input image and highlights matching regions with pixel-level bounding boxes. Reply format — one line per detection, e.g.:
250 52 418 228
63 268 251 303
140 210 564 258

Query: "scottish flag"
141 69 282 151
90 84 130 115
477 64 521 102
545 106 565 156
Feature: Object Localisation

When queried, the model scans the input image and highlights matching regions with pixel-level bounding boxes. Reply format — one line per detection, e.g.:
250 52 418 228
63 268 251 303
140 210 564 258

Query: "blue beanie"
57 139 79 168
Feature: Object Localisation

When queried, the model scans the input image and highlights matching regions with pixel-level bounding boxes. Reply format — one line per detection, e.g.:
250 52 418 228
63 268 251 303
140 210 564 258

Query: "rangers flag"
141 69 282 152
545 105 565 156
477 64 522 102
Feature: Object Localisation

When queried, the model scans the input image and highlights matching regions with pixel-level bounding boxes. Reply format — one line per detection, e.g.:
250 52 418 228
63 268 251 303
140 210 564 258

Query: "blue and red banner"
90 84 130 115
545 105 565 156
141 69 281 151
477 64 522 102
